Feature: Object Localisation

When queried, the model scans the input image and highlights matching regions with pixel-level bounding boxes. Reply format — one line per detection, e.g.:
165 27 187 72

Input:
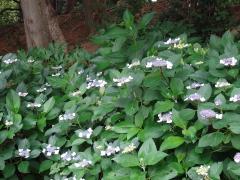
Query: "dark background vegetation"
0 0 240 54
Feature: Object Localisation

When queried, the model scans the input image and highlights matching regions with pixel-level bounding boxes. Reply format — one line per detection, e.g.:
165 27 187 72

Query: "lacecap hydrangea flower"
196 165 210 178
18 92 28 97
59 112 76 121
234 152 240 163
145 57 173 69
87 79 107 89
199 109 223 120
78 128 93 139
215 79 231 88
186 82 204 90
42 144 60 157
74 159 92 168
113 76 133 87
220 57 238 67
18 148 31 158
230 94 240 102
100 144 120 156
27 102 41 108
157 112 173 123
60 151 77 161
184 93 206 102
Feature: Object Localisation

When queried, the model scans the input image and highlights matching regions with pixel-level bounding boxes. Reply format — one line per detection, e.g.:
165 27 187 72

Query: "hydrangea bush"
1 11 240 180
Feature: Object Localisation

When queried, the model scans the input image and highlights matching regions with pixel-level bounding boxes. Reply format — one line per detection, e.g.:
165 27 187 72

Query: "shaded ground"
0 12 99 54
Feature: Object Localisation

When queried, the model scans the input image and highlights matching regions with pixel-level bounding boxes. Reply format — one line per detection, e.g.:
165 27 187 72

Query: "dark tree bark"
20 0 65 49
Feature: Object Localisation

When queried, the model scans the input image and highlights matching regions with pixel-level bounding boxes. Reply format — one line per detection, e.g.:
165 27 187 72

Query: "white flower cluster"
61 151 77 161
74 159 92 168
27 59 35 63
234 152 240 163
186 82 204 89
18 148 31 158
5 120 13 126
51 72 61 77
100 144 120 156
122 143 137 154
18 92 28 97
78 128 93 139
86 79 107 89
146 57 173 69
113 76 133 86
126 61 140 69
3 58 18 65
51 65 63 70
164 37 180 45
27 102 42 108
157 112 173 123
199 109 223 120
59 112 76 121
78 70 84 75
70 90 82 97
42 144 60 157
215 79 231 88
173 43 190 49
184 93 206 102
230 94 240 102
220 57 238 67
196 165 210 178
63 176 85 180
36 87 47 93
105 125 112 130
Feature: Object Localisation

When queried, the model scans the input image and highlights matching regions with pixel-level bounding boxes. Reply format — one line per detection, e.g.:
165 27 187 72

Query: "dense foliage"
1 10 240 180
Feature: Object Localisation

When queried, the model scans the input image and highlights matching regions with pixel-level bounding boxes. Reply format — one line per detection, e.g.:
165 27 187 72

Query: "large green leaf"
160 136 185 151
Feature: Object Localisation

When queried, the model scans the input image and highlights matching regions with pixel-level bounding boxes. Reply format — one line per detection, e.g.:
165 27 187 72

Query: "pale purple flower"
100 144 120 156
214 99 223 106
184 93 206 102
59 112 76 121
113 76 133 86
157 112 173 123
186 82 204 89
18 148 31 158
199 109 223 120
61 151 77 161
234 152 240 163
87 79 107 89
18 92 28 97
220 57 238 67
230 94 240 102
42 144 60 156
146 57 173 69
215 79 231 88
74 159 92 168
78 128 93 139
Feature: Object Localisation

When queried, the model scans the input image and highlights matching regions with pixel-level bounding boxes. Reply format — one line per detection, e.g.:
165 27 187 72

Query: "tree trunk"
20 0 65 49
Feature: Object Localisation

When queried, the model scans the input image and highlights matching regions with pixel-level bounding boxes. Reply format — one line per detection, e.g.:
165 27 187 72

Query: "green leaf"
123 9 134 29
198 132 224 147
170 78 184 96
39 160 53 173
113 154 139 167
138 138 167 165
37 117 46 132
6 90 20 113
18 161 30 173
3 164 15 178
197 84 212 100
231 135 240 150
209 162 223 180
160 136 185 151
43 97 55 114
138 12 155 29
153 100 174 115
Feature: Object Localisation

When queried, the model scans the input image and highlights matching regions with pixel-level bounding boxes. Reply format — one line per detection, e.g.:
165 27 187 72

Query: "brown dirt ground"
0 12 99 55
